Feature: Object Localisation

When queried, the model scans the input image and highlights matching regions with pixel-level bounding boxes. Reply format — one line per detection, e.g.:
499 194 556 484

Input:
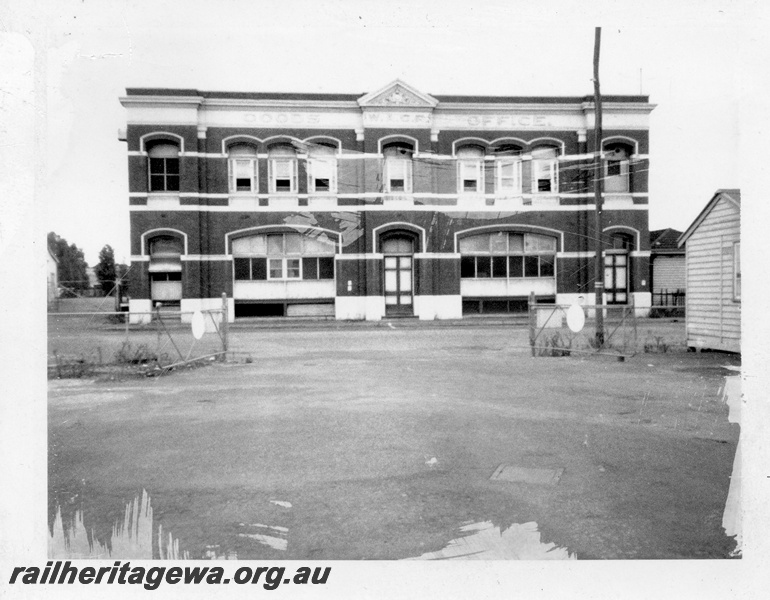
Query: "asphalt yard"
48 323 740 560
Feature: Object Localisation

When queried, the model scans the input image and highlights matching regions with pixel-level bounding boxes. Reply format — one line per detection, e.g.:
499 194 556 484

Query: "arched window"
148 142 180 192
531 146 559 193
232 232 336 281
383 142 413 193
148 235 183 303
228 143 258 193
493 144 523 194
459 232 557 279
456 145 485 194
268 144 298 193
307 143 337 194
604 143 631 193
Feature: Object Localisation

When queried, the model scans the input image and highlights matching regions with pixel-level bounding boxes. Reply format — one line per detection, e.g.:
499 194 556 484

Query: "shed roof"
650 228 685 253
678 189 741 247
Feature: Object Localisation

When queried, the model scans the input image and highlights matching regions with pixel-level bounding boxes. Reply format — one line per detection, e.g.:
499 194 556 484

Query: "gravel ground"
48 324 740 560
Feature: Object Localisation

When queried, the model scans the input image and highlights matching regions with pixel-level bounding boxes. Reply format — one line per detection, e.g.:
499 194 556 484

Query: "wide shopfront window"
232 232 336 281
460 232 557 279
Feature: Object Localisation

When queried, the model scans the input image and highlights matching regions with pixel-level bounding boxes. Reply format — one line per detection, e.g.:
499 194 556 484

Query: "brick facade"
120 80 654 321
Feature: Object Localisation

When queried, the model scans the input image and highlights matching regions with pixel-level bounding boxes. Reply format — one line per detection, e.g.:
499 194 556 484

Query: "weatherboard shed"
678 189 741 353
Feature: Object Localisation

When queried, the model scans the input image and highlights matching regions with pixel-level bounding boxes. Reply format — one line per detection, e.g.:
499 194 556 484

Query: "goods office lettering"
243 112 322 125
241 112 551 128
363 113 551 127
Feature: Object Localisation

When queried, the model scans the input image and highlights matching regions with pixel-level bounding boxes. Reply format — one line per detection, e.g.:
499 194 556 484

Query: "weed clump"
114 342 166 365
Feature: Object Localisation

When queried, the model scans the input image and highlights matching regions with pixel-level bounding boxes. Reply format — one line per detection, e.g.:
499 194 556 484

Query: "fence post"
528 292 536 357
221 292 229 359
630 293 637 351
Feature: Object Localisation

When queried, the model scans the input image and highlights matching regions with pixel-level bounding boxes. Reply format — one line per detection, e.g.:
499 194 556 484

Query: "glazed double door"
384 255 413 315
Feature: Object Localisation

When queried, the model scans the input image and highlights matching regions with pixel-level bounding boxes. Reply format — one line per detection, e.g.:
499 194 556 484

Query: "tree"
116 263 130 293
48 232 89 297
95 244 118 296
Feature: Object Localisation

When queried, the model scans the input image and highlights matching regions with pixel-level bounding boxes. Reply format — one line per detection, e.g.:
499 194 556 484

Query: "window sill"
530 195 560 207
493 195 526 207
603 194 634 208
229 195 259 209
147 193 180 208
307 195 338 208
383 194 414 204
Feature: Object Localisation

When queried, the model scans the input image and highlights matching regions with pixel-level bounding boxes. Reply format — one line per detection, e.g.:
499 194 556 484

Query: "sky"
2 0 754 265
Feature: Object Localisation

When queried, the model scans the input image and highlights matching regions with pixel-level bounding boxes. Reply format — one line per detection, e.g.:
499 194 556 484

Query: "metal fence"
651 289 686 307
528 295 638 358
48 299 228 379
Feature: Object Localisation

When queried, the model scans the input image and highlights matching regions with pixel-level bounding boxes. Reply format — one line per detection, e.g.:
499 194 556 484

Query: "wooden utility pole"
593 27 605 346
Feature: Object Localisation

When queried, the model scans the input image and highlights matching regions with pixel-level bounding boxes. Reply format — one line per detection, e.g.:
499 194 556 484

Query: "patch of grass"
537 332 572 357
114 342 167 365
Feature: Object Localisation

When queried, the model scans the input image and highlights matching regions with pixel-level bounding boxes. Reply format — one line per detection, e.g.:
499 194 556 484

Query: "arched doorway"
380 232 417 316
605 232 634 304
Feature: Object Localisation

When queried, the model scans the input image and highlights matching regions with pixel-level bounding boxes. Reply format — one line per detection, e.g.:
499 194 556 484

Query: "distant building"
119 80 655 323
85 267 102 297
678 189 740 353
649 228 685 309
47 244 59 309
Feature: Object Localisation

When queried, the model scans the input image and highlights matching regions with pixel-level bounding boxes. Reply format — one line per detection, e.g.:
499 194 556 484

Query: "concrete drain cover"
490 465 564 486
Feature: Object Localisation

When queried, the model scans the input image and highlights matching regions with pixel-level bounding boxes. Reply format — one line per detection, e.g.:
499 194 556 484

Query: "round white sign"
191 310 206 340
566 303 586 333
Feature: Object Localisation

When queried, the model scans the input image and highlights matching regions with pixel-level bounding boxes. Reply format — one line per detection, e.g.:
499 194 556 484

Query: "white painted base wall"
335 296 381 321
414 295 462 320
555 292 651 317
335 295 461 321
461 278 556 297
233 280 335 300
129 299 153 324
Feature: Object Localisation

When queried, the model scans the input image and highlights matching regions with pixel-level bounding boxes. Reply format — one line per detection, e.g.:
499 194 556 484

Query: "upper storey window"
307 143 337 194
228 144 258 193
268 144 298 193
383 142 413 193
494 145 523 195
456 145 484 194
531 146 559 193
148 142 180 192
604 143 631 193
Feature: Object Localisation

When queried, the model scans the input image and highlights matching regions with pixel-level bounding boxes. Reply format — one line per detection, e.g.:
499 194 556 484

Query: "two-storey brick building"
119 80 654 322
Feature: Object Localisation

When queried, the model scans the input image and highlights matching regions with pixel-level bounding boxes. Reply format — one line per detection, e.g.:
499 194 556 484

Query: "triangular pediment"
358 80 438 108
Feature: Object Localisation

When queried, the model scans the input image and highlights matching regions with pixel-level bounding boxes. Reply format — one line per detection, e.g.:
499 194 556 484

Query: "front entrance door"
384 255 413 315
604 252 629 304
382 235 415 316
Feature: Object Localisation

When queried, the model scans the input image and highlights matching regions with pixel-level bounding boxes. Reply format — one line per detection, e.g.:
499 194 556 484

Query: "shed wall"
685 197 740 352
